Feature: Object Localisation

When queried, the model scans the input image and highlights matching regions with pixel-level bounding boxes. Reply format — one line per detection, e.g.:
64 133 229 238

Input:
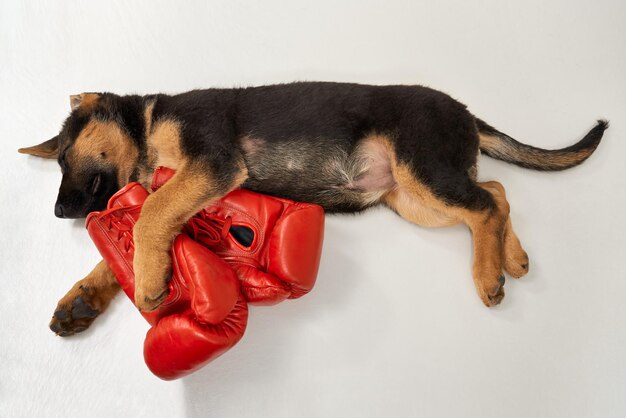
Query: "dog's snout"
55 202 65 218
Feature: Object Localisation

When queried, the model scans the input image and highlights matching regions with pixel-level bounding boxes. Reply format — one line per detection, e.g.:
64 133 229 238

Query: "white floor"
1 1 625 417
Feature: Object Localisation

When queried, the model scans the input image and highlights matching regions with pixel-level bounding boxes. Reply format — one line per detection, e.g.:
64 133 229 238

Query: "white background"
1 1 625 417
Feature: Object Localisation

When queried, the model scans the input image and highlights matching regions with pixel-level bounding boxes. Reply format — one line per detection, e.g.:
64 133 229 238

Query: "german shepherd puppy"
18 82 606 336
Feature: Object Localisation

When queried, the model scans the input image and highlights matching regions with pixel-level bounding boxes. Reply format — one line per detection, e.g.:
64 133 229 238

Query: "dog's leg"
386 162 512 307
384 187 461 228
132 163 247 311
49 260 120 336
481 181 529 279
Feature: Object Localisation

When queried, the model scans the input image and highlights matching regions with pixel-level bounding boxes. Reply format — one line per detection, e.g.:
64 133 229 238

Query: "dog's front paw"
474 274 505 307
50 288 101 337
133 248 172 312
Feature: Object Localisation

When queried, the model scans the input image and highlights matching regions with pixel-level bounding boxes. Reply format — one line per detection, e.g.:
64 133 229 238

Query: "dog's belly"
240 135 396 212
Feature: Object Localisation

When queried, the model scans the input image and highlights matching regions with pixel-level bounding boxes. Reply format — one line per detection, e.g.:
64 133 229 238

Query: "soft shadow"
71 218 87 229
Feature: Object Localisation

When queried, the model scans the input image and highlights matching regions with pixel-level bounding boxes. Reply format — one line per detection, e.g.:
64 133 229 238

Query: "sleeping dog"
18 82 606 336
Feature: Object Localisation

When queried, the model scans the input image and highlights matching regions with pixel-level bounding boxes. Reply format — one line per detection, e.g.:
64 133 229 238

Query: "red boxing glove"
152 167 325 306
86 183 248 380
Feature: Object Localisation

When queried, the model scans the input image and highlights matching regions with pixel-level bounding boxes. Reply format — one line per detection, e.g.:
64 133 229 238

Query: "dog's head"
19 93 144 218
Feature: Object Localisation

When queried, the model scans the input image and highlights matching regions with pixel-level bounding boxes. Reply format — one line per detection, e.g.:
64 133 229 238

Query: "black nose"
55 203 65 218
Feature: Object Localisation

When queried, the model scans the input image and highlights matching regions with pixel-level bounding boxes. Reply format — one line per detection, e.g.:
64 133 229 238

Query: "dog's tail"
476 118 608 171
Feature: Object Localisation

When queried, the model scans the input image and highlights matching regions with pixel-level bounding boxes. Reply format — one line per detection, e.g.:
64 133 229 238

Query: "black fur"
145 82 494 211
50 82 605 217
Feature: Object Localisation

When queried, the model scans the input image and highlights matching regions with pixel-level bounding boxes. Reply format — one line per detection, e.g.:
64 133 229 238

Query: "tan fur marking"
385 188 460 227
147 119 185 170
351 134 458 222
71 119 139 186
366 135 459 227
479 133 593 168
232 159 250 186
143 100 155 138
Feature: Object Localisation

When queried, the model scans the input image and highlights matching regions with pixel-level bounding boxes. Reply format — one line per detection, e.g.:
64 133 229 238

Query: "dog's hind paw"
475 274 506 307
504 250 529 279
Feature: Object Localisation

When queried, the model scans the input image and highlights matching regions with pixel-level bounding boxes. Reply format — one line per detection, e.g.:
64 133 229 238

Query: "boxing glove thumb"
143 235 248 380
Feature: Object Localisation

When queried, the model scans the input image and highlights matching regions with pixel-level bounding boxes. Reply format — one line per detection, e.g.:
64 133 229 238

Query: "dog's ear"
18 136 59 159
70 94 82 110
70 93 100 111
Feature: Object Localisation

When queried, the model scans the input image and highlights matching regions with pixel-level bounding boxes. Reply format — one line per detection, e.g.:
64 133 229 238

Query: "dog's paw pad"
50 297 100 337
71 296 100 319
53 309 69 320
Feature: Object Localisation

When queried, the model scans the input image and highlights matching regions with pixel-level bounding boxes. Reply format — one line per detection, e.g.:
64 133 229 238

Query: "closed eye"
90 173 102 195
